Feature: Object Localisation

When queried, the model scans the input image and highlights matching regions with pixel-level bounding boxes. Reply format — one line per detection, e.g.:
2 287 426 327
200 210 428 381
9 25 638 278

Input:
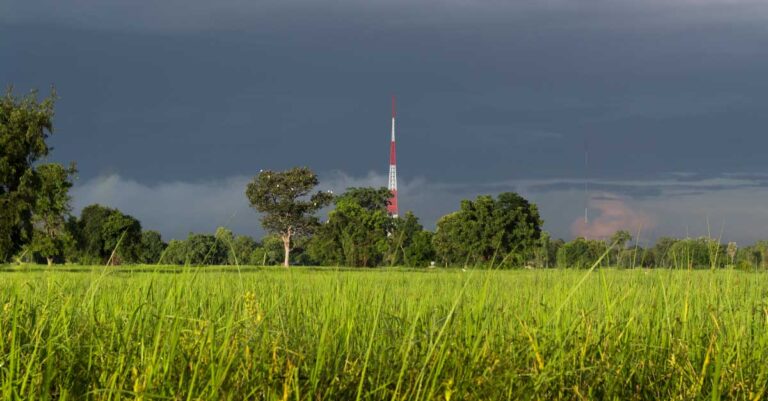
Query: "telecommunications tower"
387 96 399 218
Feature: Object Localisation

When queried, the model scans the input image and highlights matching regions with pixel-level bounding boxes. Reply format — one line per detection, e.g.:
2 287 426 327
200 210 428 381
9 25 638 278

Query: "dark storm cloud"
6 0 768 241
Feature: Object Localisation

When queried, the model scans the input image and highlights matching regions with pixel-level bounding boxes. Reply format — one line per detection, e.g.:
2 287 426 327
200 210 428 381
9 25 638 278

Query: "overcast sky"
4 0 768 244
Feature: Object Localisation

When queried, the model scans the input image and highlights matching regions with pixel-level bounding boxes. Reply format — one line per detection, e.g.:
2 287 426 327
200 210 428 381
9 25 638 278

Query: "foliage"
307 187 393 267
0 88 57 261
432 192 542 268
161 240 187 265
215 227 265 265
726 241 738 265
157 229 264 266
528 232 563 268
609 230 633 266
555 237 607 268
25 163 77 265
245 167 333 266
666 237 723 269
231 235 259 265
432 212 466 267
386 211 428 266
184 233 228 265
252 234 288 266
139 230 166 264
403 230 435 267
75 204 143 265
306 224 343 266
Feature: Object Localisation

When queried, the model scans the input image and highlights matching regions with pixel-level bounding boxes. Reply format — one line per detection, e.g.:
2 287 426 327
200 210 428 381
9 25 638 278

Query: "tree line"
3 88 768 269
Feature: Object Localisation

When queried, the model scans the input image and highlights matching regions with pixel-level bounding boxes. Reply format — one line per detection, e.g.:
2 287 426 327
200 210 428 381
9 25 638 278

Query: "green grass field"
1 266 767 400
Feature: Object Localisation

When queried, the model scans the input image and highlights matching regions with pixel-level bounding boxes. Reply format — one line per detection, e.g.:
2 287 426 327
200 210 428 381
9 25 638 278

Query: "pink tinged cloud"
571 193 656 239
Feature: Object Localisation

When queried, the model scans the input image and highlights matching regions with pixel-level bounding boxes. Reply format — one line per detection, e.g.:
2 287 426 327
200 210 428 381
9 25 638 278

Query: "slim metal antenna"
387 95 399 218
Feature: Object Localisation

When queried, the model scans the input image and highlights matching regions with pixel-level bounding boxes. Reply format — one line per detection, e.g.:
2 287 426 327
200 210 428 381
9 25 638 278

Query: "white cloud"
72 175 257 240
70 172 768 245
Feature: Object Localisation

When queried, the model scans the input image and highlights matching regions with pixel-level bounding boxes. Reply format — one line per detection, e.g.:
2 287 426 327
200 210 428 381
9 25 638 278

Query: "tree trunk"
46 257 53 267
282 234 291 267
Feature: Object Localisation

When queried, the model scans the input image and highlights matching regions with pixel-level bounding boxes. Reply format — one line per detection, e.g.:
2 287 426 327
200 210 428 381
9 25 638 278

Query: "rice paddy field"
1 266 768 400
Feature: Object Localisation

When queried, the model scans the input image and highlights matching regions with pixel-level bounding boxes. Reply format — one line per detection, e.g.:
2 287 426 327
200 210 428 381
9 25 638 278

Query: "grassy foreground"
1 266 768 400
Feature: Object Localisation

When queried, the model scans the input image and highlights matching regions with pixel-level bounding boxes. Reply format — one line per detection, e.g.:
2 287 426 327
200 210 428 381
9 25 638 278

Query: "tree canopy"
245 167 333 266
74 204 143 265
0 88 57 261
433 192 543 268
26 163 77 265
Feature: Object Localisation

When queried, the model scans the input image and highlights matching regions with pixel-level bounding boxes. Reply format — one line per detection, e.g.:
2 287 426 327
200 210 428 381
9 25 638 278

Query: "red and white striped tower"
387 96 399 218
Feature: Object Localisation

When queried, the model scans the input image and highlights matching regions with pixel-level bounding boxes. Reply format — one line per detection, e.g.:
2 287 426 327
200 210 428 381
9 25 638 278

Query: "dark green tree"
609 230 633 266
307 187 392 267
26 163 77 266
666 237 723 269
184 233 227 265
547 238 565 268
530 231 555 268
432 212 470 267
404 230 435 267
610 230 633 249
0 88 57 261
306 223 344 266
231 235 259 265
650 237 678 268
556 237 608 268
102 211 142 265
335 195 390 267
245 167 333 267
249 234 288 266
214 227 236 264
161 240 187 265
387 211 423 266
139 230 166 264
433 193 543 268
214 227 259 265
77 204 142 265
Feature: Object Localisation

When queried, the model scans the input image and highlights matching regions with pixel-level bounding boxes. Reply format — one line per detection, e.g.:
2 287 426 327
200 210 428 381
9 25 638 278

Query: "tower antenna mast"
387 95 399 218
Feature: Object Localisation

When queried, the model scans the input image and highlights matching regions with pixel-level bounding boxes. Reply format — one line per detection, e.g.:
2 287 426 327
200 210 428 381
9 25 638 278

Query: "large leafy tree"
230 235 258 265
245 167 333 267
650 237 679 268
214 227 259 265
609 230 633 266
185 233 228 266
76 204 142 265
387 211 429 266
160 240 187 265
252 234 290 266
101 211 143 265
404 230 435 267
139 230 167 264
666 237 723 269
432 212 471 267
334 192 391 267
556 237 607 268
0 88 57 261
433 192 542 268
26 163 76 266
308 187 393 267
